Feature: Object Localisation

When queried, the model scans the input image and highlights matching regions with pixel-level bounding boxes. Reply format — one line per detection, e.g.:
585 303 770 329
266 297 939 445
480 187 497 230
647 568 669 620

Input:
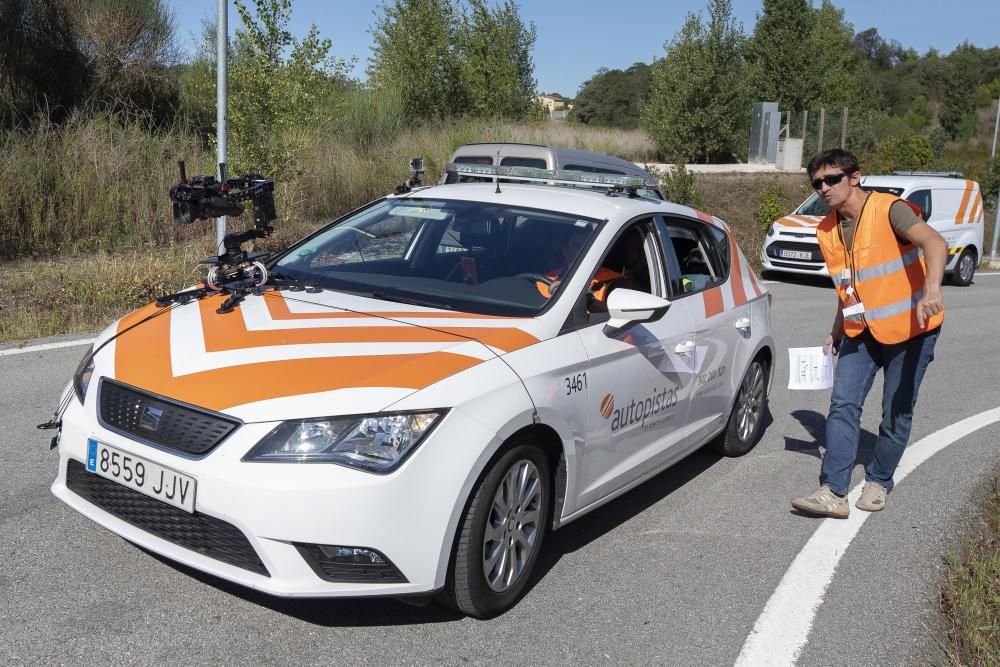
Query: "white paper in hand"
787 346 834 390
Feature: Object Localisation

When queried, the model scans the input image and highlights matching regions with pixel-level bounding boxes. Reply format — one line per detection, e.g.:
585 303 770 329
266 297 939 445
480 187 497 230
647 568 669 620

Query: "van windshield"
796 192 831 216
273 198 602 317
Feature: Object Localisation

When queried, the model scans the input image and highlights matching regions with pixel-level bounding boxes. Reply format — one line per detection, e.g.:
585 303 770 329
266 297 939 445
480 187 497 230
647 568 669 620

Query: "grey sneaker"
856 482 887 512
791 486 849 518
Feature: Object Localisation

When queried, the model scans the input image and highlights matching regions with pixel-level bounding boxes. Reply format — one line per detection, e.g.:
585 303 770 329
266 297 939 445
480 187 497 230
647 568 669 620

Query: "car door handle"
674 340 696 355
735 317 751 330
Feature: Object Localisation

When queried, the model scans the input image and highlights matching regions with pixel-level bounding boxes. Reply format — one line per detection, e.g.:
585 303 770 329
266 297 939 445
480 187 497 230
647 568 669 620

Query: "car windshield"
273 198 603 317
796 192 831 216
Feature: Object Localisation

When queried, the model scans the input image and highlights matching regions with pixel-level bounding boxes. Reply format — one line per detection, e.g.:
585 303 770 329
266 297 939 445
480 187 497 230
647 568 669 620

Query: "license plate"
779 249 814 260
86 439 197 513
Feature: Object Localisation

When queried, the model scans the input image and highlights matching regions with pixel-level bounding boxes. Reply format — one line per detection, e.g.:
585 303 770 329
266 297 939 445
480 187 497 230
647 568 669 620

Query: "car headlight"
73 345 95 403
243 411 446 472
766 224 776 237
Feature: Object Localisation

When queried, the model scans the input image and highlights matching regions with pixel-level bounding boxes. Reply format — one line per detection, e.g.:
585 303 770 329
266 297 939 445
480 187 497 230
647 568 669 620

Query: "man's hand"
823 334 841 356
916 285 944 328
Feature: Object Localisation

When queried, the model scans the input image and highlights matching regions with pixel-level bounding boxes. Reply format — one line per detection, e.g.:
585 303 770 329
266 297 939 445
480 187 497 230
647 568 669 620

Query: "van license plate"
779 249 813 260
85 439 196 513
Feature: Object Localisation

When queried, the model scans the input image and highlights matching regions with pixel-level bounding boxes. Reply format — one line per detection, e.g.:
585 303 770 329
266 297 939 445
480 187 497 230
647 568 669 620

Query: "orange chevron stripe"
703 286 724 318
779 217 807 228
968 192 983 224
789 215 820 227
694 210 714 225
955 181 974 225
114 304 480 411
261 294 539 352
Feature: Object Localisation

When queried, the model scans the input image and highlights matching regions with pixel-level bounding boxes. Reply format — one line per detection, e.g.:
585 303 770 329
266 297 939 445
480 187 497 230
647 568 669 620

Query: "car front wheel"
444 438 551 618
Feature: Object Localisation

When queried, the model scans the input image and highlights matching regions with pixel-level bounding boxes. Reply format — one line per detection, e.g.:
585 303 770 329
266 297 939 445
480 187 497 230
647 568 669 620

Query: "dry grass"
940 475 1000 666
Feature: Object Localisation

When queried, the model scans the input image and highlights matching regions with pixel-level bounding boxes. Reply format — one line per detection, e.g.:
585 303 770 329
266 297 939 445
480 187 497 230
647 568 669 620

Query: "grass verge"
941 475 1000 666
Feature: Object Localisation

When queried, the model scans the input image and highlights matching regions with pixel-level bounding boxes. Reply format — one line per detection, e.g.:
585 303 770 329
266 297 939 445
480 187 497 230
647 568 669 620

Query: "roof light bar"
445 163 658 189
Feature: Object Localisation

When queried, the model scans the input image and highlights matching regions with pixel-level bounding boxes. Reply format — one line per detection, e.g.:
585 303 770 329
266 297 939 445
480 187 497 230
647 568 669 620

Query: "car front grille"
770 260 825 271
766 241 823 262
99 379 240 457
66 459 269 577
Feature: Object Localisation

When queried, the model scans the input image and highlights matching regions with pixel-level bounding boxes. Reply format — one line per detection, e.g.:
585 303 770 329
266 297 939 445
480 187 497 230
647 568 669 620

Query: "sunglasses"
811 171 854 190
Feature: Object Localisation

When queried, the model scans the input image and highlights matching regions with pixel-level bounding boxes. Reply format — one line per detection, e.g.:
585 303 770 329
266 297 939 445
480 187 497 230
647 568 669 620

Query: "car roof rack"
889 170 964 178
444 162 659 196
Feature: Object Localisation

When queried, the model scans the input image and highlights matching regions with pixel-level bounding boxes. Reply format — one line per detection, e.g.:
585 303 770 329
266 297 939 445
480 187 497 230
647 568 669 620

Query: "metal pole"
216 0 228 253
818 108 825 152
840 107 848 149
990 96 1000 260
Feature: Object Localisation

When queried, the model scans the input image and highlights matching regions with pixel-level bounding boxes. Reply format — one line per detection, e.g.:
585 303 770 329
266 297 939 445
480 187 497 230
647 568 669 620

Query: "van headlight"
73 345 96 403
243 411 446 472
767 224 776 237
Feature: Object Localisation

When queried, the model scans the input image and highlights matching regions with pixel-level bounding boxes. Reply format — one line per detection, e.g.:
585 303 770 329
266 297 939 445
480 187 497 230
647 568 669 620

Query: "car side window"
659 218 729 297
905 189 932 221
583 218 665 321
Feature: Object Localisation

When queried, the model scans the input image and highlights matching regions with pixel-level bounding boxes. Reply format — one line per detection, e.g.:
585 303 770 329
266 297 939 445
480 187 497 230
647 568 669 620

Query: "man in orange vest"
536 229 625 303
792 149 946 518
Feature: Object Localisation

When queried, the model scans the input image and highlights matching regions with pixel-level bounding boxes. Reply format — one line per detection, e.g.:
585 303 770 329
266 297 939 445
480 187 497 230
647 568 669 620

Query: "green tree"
902 94 931 131
810 1 871 109
228 0 351 176
368 0 462 119
940 43 979 140
0 0 89 128
642 0 748 163
570 63 651 128
455 0 537 120
746 0 814 109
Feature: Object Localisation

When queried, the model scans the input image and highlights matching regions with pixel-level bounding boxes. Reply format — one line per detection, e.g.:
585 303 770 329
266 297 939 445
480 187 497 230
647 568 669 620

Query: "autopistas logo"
599 393 615 419
603 386 678 432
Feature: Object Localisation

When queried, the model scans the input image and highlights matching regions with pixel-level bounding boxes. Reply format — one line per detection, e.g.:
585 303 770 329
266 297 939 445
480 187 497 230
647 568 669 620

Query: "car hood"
95 290 545 422
773 213 822 232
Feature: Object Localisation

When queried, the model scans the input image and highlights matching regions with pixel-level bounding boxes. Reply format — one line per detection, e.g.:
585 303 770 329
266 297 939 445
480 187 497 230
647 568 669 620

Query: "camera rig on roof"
156 161 320 313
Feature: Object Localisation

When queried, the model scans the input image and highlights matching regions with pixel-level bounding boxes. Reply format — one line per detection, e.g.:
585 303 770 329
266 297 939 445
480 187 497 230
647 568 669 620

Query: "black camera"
169 161 276 230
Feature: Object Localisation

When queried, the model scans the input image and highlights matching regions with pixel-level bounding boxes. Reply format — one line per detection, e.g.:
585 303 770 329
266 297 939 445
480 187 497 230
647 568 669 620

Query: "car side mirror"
602 289 671 337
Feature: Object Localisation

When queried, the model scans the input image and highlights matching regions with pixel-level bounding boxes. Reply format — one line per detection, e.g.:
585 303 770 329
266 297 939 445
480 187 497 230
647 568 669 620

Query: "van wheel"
444 439 551 618
951 247 976 286
710 358 768 457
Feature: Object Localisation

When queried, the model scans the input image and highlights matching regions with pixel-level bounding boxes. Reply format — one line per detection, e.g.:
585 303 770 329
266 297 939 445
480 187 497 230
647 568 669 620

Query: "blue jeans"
820 328 939 496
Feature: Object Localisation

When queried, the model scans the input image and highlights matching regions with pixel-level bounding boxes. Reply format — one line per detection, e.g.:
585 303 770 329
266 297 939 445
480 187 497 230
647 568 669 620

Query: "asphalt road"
2 275 999 666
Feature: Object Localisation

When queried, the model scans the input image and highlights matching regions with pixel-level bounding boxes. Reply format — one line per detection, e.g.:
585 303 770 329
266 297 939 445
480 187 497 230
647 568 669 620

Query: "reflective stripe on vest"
816 192 943 344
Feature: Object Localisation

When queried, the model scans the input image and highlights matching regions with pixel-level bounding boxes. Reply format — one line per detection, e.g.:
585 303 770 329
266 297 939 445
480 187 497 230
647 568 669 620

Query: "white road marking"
975 271 1000 276
736 406 1000 667
0 338 95 356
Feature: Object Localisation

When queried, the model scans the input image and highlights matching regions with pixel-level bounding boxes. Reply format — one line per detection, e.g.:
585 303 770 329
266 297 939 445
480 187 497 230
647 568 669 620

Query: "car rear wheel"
444 438 551 618
951 247 976 286
710 358 768 457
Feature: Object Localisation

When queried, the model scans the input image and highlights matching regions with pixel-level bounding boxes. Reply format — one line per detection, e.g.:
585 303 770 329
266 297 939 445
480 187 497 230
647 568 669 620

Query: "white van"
442 143 664 199
760 172 985 286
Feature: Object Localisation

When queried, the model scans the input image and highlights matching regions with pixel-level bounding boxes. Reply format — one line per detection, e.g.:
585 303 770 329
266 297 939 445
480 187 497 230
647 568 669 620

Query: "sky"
168 1 1000 97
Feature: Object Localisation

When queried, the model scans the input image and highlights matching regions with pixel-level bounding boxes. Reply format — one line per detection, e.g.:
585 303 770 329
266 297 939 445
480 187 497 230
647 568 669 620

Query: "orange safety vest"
537 266 624 300
816 191 943 344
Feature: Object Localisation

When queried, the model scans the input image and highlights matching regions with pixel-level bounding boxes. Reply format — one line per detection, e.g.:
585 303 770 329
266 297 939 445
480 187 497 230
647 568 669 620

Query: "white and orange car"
761 172 986 286
51 163 774 618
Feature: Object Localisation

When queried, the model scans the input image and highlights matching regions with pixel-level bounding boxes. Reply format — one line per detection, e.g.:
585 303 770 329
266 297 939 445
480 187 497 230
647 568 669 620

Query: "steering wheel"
513 272 553 286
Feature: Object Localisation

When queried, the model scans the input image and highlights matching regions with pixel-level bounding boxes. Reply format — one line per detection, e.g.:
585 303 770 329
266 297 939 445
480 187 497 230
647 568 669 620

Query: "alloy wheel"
482 459 542 592
736 361 765 442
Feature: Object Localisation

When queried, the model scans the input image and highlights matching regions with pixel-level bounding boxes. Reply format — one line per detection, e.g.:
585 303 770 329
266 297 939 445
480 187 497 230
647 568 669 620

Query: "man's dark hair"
807 149 860 178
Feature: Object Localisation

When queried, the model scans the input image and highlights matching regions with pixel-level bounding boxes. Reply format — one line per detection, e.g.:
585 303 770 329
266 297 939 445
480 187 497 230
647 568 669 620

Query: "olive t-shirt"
838 194 922 248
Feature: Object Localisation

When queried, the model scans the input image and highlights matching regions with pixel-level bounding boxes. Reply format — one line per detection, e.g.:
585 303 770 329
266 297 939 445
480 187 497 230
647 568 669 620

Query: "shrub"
753 181 785 230
874 134 933 174
650 164 704 208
